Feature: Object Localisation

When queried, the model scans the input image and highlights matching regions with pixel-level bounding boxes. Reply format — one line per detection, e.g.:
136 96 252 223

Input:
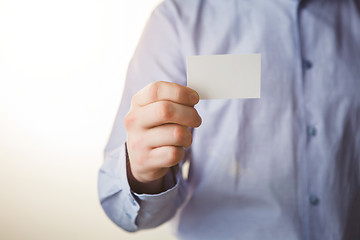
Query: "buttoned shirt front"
98 0 360 239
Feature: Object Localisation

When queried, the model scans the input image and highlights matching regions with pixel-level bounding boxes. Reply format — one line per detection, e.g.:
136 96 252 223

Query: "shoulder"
155 0 222 17
154 0 200 18
154 0 234 21
159 0 203 11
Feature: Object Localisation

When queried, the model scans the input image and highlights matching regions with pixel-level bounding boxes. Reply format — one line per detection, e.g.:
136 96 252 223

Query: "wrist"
125 144 165 194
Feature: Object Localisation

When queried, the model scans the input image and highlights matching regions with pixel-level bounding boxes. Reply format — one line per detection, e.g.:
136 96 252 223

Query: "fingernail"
190 92 199 103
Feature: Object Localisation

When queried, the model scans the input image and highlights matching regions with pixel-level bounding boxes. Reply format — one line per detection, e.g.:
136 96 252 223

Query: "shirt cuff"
132 166 181 202
131 167 184 228
122 144 183 228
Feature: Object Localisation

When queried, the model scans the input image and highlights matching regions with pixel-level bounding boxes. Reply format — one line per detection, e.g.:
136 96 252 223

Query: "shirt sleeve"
98 1 189 232
98 144 187 232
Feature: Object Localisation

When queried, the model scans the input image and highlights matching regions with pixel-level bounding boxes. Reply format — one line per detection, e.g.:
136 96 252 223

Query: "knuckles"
167 147 184 165
155 102 202 128
156 101 174 121
124 111 136 129
172 86 183 103
148 81 184 103
173 126 192 148
148 81 161 102
128 140 148 167
127 137 141 153
173 125 185 142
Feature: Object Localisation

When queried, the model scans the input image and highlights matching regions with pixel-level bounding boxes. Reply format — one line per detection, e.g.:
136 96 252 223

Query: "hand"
124 81 201 193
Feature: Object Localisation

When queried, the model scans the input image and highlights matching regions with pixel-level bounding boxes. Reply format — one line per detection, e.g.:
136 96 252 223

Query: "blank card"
186 54 261 99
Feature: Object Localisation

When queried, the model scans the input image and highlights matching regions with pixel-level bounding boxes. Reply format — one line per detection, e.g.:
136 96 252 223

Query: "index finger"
132 81 199 108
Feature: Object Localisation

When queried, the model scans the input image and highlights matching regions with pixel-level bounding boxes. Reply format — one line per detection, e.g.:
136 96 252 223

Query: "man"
98 0 360 239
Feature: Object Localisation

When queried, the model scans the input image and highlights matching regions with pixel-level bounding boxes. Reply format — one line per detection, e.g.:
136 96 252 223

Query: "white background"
0 0 175 239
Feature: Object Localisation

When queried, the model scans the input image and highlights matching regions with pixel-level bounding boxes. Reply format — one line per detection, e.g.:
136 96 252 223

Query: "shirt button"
309 194 320 206
307 125 317 137
303 59 313 70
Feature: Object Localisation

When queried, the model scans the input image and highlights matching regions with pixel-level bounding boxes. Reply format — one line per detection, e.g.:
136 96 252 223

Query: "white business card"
187 54 261 99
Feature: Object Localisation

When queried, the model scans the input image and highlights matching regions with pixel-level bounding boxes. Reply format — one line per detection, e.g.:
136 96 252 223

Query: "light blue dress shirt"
98 0 360 239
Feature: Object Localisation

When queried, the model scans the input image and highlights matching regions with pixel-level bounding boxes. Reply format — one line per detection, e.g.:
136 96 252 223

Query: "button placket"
303 59 313 70
309 194 320 206
307 125 317 137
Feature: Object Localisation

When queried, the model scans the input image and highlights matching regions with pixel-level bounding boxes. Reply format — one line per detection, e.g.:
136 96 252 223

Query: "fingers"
148 146 185 168
124 81 201 185
145 124 193 149
132 81 199 108
125 101 202 129
129 146 184 182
